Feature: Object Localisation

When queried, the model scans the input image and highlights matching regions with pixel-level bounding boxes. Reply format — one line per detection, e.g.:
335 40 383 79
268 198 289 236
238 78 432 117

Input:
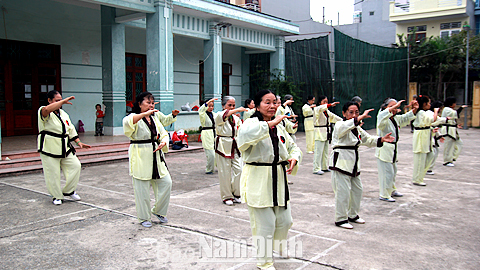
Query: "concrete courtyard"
1 127 479 269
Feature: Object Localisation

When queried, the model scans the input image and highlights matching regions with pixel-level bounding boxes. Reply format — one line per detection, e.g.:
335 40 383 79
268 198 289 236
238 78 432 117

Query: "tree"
247 69 304 116
397 27 480 101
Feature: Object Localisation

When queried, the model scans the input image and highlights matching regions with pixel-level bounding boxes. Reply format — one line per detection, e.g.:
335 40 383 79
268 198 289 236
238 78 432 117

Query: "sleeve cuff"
377 137 383 147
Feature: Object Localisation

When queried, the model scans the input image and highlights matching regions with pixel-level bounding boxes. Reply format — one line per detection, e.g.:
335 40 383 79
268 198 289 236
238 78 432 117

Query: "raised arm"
41 96 75 118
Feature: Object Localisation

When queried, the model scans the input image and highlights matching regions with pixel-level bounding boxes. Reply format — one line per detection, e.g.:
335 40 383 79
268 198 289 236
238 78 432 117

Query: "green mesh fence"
334 29 408 129
284 30 408 130
285 35 332 100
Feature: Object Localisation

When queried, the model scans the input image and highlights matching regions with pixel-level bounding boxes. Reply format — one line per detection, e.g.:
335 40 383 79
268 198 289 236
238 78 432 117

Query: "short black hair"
133 92 154 114
244 98 253 108
342 101 360 113
444 96 456 107
416 95 430 110
317 95 327 105
95 104 101 108
307 95 314 101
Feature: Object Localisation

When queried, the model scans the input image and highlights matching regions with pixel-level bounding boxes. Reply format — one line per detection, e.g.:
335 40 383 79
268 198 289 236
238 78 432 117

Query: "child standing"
95 104 105 136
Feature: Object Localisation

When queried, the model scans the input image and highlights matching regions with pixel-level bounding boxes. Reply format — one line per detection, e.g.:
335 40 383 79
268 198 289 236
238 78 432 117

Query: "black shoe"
100 134 104 136
94 134 99 136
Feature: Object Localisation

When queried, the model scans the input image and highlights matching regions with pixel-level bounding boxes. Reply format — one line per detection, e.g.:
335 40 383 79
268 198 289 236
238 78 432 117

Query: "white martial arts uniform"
123 112 172 223
302 103 315 152
329 118 383 225
375 110 416 199
38 107 81 201
156 111 177 128
440 107 463 164
313 104 342 173
199 103 216 173
412 110 446 184
237 117 302 269
276 105 297 142
243 108 256 120
215 110 242 201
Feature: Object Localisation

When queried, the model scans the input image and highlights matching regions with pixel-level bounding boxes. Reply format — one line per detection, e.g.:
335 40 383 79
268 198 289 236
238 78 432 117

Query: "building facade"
336 0 397 47
390 0 475 42
0 0 298 139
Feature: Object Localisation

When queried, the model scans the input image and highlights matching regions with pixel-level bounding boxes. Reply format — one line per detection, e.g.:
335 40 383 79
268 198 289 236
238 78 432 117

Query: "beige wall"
395 16 470 42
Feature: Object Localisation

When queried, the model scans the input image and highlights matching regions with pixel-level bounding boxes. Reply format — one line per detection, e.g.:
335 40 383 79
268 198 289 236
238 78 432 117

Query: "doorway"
0 39 61 136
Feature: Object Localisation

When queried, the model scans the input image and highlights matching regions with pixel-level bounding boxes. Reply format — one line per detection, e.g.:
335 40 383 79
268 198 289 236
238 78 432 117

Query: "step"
0 148 129 169
2 142 130 160
0 145 204 177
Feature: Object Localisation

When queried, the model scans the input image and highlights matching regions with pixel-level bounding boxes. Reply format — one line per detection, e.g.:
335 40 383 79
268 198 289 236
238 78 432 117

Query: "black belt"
215 135 241 158
247 160 290 209
333 144 360 175
130 139 167 172
414 126 430 130
333 145 358 150
314 124 333 143
304 115 313 118
38 130 76 158
201 126 215 130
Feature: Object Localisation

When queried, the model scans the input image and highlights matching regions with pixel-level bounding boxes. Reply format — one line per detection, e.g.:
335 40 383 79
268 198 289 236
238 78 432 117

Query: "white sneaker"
307 151 314 154
350 217 366 224
379 197 396 202
233 197 242 204
444 163 455 167
314 170 324 175
141 221 152 228
52 199 62 205
337 223 353 229
391 191 403 197
69 192 81 201
224 199 234 206
426 170 435 175
413 182 427 186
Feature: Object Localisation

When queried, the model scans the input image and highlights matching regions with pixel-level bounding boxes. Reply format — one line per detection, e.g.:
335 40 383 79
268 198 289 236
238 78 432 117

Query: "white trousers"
413 152 434 184
377 159 397 199
313 140 329 172
305 130 315 152
331 171 362 223
132 174 172 222
429 146 439 171
248 205 293 269
443 137 463 164
216 152 242 200
40 153 81 200
204 149 215 173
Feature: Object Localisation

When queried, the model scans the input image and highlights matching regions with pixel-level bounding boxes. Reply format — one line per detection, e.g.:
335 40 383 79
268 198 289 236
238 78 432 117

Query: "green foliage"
247 69 305 117
397 26 480 100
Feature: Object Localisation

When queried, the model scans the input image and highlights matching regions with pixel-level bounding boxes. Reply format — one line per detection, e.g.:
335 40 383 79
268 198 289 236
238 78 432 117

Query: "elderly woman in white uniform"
412 95 448 186
330 101 394 229
38 90 91 205
238 89 302 269
376 98 418 202
199 98 217 174
441 96 467 167
312 95 341 175
215 96 247 205
123 92 172 228
302 95 316 153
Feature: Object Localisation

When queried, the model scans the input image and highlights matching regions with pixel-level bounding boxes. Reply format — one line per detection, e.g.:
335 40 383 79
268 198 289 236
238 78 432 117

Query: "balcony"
390 0 469 22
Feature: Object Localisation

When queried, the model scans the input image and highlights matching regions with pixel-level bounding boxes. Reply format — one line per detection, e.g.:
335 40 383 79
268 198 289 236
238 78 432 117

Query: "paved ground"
1 127 479 269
